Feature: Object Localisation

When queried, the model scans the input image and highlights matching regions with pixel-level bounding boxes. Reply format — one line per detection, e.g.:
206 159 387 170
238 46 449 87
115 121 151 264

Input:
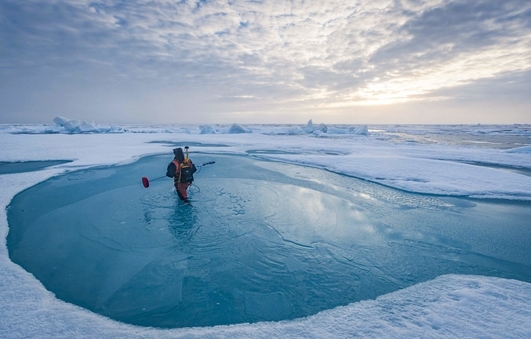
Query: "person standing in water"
166 147 197 202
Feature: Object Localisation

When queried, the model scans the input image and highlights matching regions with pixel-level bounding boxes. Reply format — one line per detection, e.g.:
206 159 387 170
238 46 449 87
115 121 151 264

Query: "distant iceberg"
301 119 368 136
52 116 72 127
52 117 124 134
200 125 216 134
226 123 250 134
349 125 369 135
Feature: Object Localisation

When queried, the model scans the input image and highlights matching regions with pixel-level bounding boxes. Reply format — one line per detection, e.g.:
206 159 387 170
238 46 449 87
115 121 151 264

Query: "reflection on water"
7 153 531 328
168 203 198 241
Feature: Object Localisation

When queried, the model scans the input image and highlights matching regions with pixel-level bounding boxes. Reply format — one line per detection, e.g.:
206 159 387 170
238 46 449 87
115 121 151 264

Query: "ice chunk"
301 119 328 134
227 123 248 134
53 116 69 126
200 125 216 134
350 125 369 135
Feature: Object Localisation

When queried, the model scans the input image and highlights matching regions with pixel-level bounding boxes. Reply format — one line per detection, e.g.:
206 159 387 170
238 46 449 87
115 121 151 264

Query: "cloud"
0 0 530 123
364 1 531 98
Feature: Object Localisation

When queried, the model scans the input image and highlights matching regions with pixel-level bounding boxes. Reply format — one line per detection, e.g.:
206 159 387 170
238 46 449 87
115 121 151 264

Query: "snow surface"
1 120 531 338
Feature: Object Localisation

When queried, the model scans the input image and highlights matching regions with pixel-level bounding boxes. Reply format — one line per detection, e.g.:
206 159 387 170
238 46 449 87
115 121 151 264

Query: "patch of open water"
7 153 531 328
0 160 71 175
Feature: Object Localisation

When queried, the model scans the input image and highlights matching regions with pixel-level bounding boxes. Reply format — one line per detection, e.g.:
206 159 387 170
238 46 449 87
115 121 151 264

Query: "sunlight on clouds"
350 38 531 106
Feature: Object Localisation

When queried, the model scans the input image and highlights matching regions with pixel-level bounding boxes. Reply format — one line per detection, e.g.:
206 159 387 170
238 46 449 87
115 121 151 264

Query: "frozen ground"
1 120 531 338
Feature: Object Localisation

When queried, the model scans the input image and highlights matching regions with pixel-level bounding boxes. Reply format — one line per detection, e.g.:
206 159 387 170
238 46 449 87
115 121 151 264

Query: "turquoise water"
7 153 531 328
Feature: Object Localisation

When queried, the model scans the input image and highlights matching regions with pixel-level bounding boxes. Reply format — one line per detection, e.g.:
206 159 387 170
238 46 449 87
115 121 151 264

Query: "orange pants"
175 182 191 200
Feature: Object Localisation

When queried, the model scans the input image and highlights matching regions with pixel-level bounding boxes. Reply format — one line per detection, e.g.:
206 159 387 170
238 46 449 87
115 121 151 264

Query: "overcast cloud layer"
1 0 530 124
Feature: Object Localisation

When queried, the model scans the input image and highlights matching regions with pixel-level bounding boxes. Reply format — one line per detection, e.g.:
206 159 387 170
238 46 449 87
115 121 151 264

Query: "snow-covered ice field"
1 119 531 338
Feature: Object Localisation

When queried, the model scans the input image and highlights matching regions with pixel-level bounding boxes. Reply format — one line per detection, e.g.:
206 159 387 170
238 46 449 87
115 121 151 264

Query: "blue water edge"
7 153 531 328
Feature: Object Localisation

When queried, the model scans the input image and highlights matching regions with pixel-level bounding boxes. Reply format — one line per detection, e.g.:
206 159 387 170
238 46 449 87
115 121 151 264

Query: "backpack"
179 160 196 183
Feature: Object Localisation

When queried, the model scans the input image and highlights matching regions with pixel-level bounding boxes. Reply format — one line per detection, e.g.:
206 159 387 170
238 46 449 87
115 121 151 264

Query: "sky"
1 0 530 124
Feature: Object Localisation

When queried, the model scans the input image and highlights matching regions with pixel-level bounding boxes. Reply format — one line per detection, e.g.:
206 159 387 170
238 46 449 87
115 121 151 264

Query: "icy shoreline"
1 123 530 200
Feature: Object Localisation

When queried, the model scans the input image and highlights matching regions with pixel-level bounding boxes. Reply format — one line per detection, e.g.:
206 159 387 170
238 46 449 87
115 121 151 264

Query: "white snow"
1 121 531 338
